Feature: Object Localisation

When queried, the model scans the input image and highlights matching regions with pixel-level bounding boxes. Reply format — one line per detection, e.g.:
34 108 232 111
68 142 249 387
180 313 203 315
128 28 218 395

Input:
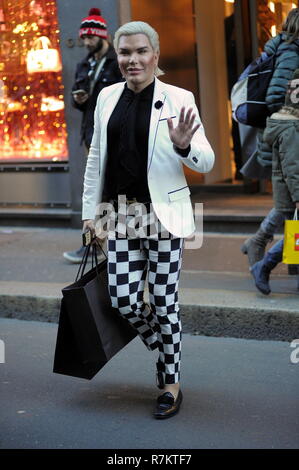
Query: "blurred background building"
0 0 297 227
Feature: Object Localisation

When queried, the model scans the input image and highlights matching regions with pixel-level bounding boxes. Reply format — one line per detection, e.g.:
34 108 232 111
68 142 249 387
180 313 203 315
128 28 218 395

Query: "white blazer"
82 77 215 237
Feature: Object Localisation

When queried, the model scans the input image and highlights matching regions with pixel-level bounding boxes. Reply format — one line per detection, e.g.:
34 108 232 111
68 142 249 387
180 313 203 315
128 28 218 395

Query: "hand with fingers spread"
167 106 200 150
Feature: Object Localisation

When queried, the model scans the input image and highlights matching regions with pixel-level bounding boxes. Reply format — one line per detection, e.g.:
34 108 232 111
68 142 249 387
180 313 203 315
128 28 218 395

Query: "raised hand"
167 106 200 149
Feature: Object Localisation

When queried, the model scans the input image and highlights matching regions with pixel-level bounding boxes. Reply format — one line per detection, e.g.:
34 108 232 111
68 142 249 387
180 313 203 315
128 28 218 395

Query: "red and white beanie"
79 8 108 39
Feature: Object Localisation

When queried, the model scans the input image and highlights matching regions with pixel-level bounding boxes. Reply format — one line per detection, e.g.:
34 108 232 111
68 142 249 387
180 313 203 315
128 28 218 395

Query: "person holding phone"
63 8 123 264
82 21 215 419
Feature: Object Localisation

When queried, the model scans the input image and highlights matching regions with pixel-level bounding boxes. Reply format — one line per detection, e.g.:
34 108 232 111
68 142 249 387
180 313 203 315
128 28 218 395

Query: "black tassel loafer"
153 390 183 419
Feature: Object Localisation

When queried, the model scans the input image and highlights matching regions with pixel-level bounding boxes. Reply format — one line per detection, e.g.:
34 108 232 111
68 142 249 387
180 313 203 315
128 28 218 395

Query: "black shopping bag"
53 245 137 380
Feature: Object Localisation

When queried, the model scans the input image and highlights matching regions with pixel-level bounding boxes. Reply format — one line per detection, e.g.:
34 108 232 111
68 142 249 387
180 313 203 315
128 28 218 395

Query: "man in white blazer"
82 21 215 419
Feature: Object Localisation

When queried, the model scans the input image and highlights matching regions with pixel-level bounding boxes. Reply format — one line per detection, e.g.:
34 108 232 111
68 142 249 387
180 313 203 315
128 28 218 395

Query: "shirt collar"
124 80 155 99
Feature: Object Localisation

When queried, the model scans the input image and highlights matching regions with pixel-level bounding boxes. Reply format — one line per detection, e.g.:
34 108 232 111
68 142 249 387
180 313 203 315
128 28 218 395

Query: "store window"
0 0 68 162
130 0 199 102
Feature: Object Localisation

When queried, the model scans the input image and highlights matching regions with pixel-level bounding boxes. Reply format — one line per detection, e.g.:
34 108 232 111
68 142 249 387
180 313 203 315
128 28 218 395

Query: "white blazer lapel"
101 82 125 130
99 82 125 174
148 78 167 171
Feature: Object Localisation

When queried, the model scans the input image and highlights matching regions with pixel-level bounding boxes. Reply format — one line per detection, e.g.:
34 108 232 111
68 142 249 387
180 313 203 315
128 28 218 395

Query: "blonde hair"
113 21 164 76
282 8 299 43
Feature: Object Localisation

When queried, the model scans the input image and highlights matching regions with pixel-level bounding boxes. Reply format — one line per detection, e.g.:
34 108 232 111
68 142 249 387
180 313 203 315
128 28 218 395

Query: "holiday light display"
0 0 68 161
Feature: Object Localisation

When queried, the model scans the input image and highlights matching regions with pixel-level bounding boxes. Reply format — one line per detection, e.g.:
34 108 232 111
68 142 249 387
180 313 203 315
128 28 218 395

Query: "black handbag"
53 243 137 380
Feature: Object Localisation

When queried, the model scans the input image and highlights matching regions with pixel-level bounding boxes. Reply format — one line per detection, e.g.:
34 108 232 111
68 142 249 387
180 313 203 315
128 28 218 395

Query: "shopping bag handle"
75 243 91 281
75 238 107 281
91 241 104 284
93 237 107 260
91 239 107 268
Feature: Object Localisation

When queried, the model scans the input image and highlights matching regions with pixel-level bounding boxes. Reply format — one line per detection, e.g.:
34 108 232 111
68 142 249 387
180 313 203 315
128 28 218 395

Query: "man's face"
117 34 159 92
82 35 103 53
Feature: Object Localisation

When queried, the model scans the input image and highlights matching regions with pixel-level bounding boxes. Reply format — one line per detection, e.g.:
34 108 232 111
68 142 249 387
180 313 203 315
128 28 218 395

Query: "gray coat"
265 33 299 114
257 33 299 169
263 113 299 212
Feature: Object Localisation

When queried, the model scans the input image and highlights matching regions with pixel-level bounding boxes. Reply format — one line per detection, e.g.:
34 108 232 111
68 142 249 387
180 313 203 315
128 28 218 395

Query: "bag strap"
33 36 51 50
91 242 102 284
94 238 107 260
294 208 298 221
75 244 91 281
75 238 107 282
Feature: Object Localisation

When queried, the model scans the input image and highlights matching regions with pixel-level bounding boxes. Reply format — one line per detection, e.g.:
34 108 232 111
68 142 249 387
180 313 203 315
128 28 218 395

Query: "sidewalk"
0 226 298 342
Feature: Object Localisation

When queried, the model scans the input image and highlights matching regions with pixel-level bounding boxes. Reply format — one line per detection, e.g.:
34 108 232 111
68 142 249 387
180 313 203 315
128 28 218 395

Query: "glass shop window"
257 0 299 51
131 0 199 102
0 0 68 162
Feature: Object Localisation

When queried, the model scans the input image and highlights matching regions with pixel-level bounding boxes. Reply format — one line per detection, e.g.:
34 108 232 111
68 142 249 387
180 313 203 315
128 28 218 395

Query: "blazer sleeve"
82 95 101 221
174 91 215 173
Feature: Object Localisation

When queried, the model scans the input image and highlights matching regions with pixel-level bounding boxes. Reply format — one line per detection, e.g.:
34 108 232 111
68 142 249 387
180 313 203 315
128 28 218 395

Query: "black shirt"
103 80 155 201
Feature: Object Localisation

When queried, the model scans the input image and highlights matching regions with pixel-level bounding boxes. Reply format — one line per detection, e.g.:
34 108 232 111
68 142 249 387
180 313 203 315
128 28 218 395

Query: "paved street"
0 317 298 449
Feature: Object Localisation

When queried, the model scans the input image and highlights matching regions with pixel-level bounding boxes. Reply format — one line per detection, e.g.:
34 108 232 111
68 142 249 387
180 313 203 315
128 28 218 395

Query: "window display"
0 0 68 162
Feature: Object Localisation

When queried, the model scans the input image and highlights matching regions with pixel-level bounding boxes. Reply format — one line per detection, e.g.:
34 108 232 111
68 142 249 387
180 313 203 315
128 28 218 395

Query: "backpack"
231 52 276 128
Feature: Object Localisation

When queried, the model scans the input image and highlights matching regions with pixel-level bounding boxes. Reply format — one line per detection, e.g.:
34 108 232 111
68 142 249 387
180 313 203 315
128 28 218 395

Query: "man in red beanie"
64 8 122 263
72 7 122 150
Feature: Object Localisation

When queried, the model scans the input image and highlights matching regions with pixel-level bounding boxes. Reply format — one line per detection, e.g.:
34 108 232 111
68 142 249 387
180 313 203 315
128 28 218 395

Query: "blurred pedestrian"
63 7 122 263
241 8 299 267
257 0 276 52
250 70 299 295
225 13 243 178
82 21 214 418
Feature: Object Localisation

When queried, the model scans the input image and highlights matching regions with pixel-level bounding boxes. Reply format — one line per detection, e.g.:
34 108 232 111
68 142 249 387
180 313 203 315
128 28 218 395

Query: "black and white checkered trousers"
106 211 184 386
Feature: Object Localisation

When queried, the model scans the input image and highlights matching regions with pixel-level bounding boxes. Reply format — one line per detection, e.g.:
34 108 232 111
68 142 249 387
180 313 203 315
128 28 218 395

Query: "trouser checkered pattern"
107 231 184 386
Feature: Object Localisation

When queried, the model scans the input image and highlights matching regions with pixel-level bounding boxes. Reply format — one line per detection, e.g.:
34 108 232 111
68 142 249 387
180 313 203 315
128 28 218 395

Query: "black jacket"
72 44 123 148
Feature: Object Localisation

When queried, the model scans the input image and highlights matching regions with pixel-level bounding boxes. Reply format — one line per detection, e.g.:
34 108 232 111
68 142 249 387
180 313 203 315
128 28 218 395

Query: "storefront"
0 0 71 224
0 0 298 226
0 0 120 226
